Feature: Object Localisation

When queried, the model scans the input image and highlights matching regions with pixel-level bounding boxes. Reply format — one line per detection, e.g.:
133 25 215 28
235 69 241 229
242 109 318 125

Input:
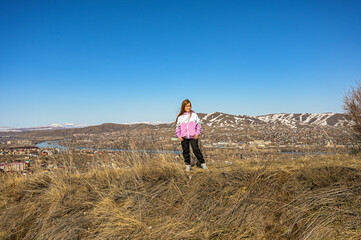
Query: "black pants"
181 138 205 165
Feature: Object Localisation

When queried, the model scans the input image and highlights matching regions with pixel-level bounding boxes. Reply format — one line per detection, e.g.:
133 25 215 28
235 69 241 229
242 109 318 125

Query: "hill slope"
1 154 360 239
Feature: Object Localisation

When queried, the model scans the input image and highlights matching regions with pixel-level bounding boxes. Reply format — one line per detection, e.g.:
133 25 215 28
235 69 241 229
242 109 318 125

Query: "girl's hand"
178 137 184 141
194 134 199 139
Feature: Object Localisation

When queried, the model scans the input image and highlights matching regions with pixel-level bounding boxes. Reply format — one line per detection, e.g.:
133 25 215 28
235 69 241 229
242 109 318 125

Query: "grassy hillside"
0 153 360 239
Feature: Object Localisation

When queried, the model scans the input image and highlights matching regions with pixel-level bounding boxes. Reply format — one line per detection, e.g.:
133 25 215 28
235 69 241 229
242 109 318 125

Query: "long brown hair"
176 99 193 122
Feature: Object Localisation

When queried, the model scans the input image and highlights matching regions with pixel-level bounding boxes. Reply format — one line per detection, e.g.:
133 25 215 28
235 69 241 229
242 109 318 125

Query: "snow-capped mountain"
0 123 88 132
196 112 348 128
257 113 348 127
195 112 263 128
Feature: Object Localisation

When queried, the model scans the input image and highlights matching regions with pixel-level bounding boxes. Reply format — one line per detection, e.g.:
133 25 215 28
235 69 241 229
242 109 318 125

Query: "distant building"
249 140 265 148
0 161 25 172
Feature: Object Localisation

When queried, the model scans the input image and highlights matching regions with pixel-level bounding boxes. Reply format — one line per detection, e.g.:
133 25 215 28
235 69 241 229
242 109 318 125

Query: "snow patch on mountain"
0 127 22 132
0 123 88 132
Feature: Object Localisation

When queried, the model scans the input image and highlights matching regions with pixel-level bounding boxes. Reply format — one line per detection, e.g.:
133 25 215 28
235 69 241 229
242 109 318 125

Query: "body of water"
35 141 182 154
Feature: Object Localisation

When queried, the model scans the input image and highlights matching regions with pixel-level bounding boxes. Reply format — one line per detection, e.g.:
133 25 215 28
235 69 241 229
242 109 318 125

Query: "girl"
176 99 208 171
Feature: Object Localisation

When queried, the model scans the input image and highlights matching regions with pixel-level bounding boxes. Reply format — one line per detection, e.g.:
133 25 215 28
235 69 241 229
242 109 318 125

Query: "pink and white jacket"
176 111 202 139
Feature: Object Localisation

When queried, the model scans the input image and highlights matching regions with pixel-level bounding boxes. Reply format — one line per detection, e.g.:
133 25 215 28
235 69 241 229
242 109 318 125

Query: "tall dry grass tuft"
0 152 360 239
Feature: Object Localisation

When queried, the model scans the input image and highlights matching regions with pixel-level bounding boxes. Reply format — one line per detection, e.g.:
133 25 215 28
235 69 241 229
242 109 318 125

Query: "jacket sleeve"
176 117 181 138
195 114 202 136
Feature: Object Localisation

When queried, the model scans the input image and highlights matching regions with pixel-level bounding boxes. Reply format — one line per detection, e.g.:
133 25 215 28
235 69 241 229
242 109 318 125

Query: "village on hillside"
0 121 355 175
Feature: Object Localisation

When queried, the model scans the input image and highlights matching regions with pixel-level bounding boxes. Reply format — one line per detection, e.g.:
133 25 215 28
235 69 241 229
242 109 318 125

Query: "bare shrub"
344 81 361 138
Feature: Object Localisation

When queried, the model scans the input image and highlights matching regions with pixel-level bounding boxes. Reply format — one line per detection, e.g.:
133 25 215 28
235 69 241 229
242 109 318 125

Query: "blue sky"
1 0 360 127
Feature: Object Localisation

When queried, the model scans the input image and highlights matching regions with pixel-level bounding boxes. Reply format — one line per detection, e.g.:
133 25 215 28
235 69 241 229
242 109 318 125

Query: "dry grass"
0 152 360 240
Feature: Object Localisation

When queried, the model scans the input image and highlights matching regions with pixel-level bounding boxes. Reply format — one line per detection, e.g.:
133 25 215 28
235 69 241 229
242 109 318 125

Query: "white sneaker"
201 163 208 170
185 165 191 171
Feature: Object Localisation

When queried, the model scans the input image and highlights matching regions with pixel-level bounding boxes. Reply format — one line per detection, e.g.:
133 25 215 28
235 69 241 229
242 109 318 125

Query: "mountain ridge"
0 112 348 134
0 112 349 138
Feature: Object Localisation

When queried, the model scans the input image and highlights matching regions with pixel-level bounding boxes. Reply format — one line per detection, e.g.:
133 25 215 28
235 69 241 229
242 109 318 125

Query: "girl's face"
185 103 192 112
